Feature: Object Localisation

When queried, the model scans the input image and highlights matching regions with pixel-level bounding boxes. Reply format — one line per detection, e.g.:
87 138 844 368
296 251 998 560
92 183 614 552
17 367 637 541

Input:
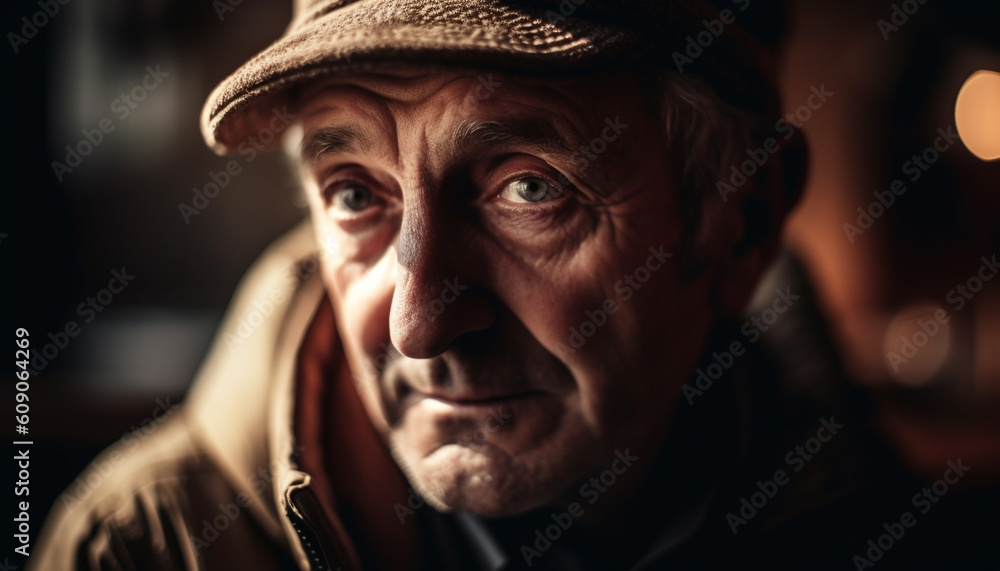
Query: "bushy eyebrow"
451 119 620 196
451 119 575 156
301 117 576 165
300 126 373 164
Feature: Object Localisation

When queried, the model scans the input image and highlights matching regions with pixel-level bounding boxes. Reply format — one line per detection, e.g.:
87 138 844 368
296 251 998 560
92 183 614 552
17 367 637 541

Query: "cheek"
330 257 394 350
506 243 688 366
502 238 712 436
317 228 398 396
320 252 399 433
310 191 398 356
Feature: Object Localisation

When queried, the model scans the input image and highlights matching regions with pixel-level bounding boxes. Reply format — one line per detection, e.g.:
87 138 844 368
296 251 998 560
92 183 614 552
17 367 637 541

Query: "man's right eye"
330 183 374 212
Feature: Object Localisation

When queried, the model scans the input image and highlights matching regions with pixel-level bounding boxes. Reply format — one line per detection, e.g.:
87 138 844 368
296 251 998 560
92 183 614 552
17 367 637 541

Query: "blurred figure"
782 1 1000 481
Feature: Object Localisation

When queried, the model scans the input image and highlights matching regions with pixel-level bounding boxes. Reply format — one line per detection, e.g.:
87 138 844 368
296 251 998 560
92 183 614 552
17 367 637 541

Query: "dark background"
3 0 302 551
3 0 999 565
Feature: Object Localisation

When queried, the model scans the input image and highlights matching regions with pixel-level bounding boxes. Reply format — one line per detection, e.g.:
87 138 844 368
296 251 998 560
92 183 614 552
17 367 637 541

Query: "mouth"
417 389 546 407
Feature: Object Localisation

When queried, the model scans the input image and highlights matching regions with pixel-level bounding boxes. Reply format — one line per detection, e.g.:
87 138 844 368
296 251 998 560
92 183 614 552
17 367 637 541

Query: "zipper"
285 504 336 571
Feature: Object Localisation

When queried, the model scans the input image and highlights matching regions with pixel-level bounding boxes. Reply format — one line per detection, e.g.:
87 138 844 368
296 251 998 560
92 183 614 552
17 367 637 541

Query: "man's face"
293 67 717 517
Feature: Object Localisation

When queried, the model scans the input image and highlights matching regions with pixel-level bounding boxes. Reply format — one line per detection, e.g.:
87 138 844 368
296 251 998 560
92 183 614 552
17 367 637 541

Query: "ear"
710 129 808 315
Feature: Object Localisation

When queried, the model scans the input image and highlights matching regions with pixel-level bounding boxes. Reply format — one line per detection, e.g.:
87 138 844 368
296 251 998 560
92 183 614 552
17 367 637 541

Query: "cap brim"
200 0 642 154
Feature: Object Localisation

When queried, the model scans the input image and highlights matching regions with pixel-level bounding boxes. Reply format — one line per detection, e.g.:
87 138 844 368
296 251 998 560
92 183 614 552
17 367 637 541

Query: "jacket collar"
184 220 330 566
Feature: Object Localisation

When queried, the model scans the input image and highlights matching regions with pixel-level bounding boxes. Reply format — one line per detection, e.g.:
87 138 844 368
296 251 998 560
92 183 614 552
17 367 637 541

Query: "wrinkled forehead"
283 63 651 157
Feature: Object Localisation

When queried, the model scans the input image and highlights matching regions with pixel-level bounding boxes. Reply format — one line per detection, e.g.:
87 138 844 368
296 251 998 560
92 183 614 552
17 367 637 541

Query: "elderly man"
32 1 923 570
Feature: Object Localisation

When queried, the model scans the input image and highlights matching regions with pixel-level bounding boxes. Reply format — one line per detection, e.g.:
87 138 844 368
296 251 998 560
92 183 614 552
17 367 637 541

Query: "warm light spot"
883 303 951 386
955 70 1000 161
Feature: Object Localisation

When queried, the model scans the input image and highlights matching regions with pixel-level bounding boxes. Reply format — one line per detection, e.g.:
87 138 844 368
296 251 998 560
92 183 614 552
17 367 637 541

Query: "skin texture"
287 65 781 518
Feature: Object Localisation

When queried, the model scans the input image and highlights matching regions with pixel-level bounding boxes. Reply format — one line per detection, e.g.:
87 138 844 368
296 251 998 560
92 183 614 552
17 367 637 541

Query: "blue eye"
501 176 564 203
333 184 373 211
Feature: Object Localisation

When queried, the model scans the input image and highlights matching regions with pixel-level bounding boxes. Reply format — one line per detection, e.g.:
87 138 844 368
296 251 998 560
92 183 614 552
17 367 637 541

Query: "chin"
389 439 572 518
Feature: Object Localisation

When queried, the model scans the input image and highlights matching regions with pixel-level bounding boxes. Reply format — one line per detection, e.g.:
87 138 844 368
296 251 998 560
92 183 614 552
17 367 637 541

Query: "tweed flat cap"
201 0 786 154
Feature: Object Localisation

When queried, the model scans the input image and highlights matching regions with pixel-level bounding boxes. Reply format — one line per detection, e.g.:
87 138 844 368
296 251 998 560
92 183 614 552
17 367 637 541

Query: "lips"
380 351 574 424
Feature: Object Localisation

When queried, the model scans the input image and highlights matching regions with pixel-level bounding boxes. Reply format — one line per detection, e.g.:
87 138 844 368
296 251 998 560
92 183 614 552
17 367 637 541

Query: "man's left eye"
499 176 564 204
331 183 375 212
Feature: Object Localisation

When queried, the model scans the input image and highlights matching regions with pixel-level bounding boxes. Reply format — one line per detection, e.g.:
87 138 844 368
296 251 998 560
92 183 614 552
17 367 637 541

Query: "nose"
389 199 495 358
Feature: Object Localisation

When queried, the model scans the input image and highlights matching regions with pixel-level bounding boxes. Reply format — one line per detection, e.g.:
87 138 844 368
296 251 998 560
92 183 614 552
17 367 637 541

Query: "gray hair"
650 69 772 275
